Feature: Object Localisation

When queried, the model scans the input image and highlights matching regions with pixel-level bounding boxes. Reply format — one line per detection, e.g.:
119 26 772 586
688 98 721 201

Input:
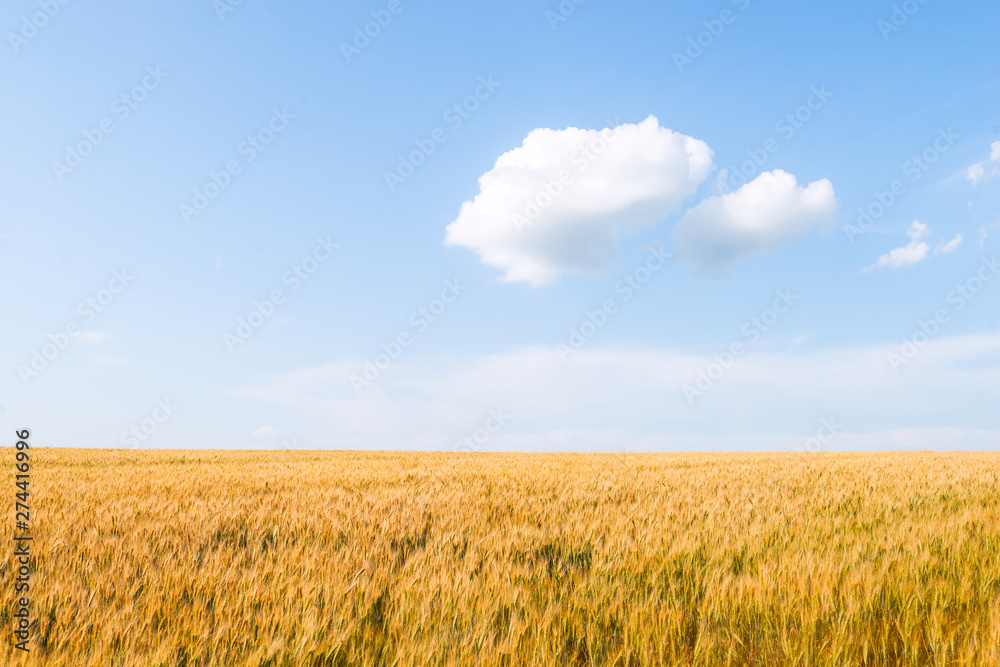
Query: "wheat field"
2 449 999 666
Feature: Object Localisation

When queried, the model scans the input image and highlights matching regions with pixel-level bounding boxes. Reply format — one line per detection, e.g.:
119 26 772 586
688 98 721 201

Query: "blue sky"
2 0 999 451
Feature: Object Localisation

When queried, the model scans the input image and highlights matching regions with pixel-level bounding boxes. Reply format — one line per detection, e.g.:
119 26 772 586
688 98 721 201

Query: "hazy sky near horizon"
2 0 999 451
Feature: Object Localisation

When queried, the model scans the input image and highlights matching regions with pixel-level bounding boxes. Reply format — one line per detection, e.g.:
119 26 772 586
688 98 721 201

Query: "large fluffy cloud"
672 170 837 268
444 116 713 286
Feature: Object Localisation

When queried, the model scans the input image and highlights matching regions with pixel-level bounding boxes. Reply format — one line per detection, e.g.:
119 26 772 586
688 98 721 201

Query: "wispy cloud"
968 163 985 186
934 234 963 255
231 333 1000 451
863 220 930 272
966 140 1000 186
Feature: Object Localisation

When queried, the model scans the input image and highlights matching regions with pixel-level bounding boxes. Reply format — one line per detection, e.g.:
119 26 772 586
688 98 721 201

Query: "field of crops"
3 449 999 666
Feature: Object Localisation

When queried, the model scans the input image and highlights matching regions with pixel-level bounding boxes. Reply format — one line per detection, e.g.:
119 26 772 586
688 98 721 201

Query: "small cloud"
253 425 277 436
672 169 838 269
968 164 985 186
94 357 128 365
70 331 112 344
967 142 1000 187
216 258 222 268
862 221 930 273
977 220 1000 247
934 234 963 255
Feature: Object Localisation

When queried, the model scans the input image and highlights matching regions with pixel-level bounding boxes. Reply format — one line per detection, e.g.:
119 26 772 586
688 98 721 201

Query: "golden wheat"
2 449 999 666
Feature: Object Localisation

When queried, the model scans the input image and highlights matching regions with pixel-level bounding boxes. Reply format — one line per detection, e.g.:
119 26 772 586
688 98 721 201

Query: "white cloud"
671 169 838 268
968 163 985 186
232 334 1000 451
934 233 963 255
977 220 1000 247
444 115 714 286
966 142 1000 186
863 221 930 272
864 222 968 272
